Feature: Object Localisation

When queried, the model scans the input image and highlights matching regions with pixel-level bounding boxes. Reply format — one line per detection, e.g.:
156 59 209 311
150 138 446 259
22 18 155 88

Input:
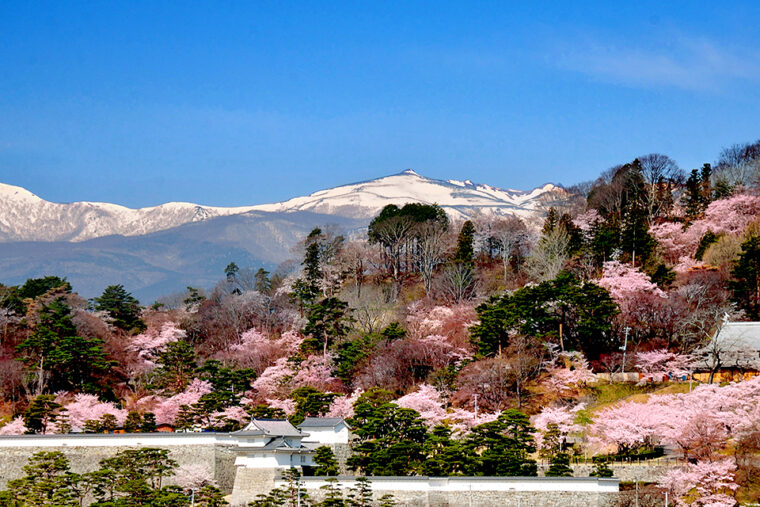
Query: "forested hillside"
3 140 760 505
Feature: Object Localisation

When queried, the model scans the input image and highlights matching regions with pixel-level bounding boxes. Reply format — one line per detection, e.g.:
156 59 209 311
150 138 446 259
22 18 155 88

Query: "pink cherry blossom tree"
395 384 448 426
172 463 216 490
658 459 738 507
596 261 666 310
291 353 344 393
148 379 213 425
222 328 302 373
57 393 128 432
265 398 296 416
127 321 186 376
651 193 760 264
634 349 693 382
325 389 363 419
543 351 595 395
531 404 585 451
394 383 499 432
251 357 295 399
0 417 26 435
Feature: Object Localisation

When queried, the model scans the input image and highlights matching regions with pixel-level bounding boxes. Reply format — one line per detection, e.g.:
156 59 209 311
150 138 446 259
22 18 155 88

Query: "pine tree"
683 168 706 220
224 262 239 281
729 233 760 319
17 297 110 392
124 411 143 433
465 409 538 476
4 452 83 505
24 394 61 434
152 340 197 393
350 477 374 507
453 220 476 267
546 452 573 477
93 284 146 333
141 412 157 432
590 458 614 478
542 207 560 235
313 446 340 476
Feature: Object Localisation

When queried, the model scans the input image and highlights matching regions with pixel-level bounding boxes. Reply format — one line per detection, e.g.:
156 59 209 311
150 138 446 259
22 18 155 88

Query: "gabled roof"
297 417 351 429
237 419 303 437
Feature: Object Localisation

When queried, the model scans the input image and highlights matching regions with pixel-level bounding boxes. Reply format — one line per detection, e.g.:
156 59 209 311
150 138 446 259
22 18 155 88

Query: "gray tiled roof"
239 419 303 437
297 417 349 429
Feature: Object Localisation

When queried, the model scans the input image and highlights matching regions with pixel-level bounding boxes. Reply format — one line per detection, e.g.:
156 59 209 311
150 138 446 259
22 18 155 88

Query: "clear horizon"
1 1 759 207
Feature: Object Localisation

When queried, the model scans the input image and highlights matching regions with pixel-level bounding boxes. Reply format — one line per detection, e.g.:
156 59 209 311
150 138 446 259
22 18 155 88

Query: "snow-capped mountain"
249 170 572 222
0 170 573 242
0 182 256 242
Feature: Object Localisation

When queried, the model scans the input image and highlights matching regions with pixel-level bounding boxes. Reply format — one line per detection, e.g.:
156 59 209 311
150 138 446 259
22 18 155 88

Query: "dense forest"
3 139 760 505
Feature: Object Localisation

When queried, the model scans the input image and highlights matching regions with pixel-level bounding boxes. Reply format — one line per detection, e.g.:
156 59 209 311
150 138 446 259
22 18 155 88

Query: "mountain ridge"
0 171 572 242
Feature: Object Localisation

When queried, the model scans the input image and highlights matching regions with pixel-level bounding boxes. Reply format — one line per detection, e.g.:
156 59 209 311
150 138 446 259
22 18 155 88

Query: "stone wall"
277 476 620 507
329 443 352 474
0 444 237 494
229 467 277 506
306 489 618 507
535 463 671 483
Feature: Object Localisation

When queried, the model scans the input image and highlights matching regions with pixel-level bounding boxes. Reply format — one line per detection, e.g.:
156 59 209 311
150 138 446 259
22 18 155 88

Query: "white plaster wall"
235 452 315 469
0 433 234 447
301 426 350 444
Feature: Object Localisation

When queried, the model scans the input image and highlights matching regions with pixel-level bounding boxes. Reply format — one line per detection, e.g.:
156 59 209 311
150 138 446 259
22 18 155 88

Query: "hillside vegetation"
3 140 760 505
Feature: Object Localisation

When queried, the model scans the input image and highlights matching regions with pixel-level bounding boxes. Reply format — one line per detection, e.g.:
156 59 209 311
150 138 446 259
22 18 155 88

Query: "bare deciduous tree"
489 216 530 282
524 227 569 282
435 263 475 303
415 221 450 295
639 153 683 223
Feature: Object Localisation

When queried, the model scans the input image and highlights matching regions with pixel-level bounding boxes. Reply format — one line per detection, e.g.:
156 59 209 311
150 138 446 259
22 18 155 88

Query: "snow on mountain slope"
0 170 574 242
249 170 573 222
0 183 257 242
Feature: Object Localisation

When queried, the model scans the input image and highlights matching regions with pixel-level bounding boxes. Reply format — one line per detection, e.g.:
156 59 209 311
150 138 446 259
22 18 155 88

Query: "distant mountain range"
0 170 576 301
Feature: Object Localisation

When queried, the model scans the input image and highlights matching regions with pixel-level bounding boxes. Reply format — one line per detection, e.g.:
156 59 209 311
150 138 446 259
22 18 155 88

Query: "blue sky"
1 1 759 207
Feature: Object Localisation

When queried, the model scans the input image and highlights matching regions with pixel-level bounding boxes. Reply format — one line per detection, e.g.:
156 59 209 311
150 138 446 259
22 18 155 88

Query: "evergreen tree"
17 297 110 392
590 458 614 478
695 231 719 261
453 220 476 267
124 411 143 433
183 286 205 310
318 478 345 507
700 163 713 204
546 452 573 477
381 322 406 343
152 340 197 393
302 297 354 352
313 446 340 476
4 451 83 506
195 484 228 507
254 268 272 294
683 167 710 220
290 387 337 425
141 412 157 432
89 448 177 505
93 284 146 333
729 233 760 319
420 425 474 476
470 271 619 359
542 207 560 235
24 394 61 434
347 391 428 476
224 262 239 281
619 160 654 266
349 477 374 507
465 409 538 476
